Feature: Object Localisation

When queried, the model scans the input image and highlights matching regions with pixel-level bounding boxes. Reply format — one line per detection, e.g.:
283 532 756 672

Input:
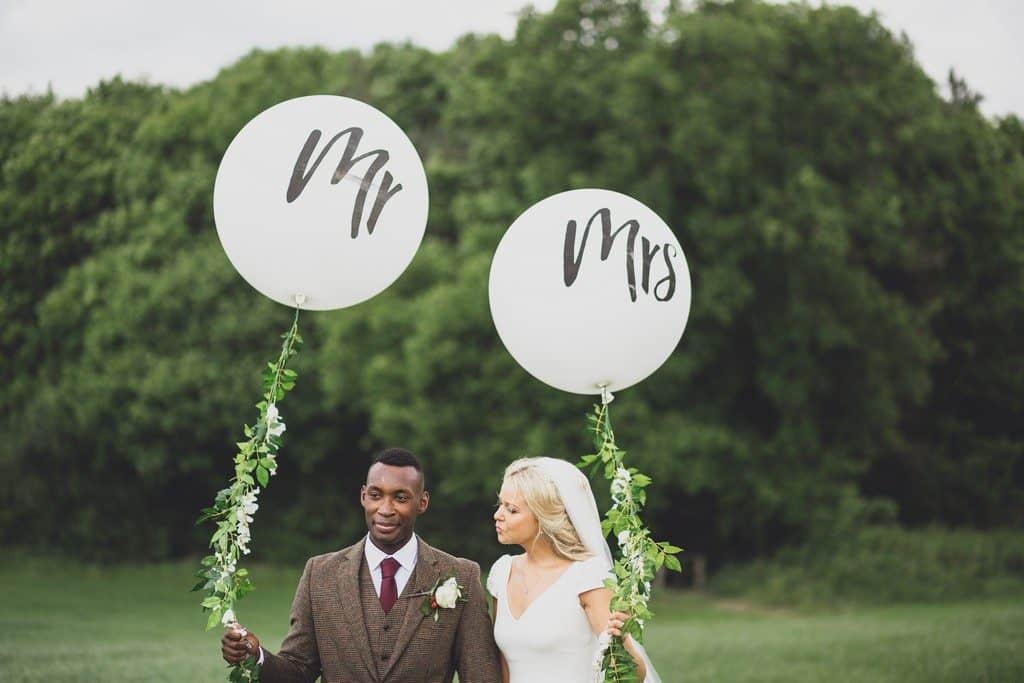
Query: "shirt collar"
364 532 419 571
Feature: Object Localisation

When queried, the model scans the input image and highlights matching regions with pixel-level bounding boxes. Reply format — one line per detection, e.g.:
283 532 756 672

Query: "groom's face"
361 463 429 554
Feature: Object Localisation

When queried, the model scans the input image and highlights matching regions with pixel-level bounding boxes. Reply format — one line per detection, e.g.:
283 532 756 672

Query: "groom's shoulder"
419 539 482 575
305 540 363 571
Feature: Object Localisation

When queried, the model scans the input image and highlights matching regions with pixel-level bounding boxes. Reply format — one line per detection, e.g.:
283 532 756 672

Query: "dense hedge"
712 524 1024 605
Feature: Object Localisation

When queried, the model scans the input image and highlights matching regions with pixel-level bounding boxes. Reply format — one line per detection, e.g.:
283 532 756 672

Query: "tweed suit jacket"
261 537 501 683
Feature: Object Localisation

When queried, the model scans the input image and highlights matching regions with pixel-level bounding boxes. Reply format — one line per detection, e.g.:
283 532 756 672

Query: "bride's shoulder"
572 554 610 571
487 553 515 574
570 554 613 592
485 553 516 597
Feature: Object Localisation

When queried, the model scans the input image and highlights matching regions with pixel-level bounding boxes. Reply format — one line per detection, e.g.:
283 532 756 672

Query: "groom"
221 448 500 682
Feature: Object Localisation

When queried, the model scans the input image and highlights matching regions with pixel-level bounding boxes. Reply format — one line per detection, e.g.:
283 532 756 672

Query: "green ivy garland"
580 400 683 683
193 309 303 683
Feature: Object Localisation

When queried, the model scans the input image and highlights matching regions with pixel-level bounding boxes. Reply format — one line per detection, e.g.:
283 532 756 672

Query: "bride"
488 457 660 683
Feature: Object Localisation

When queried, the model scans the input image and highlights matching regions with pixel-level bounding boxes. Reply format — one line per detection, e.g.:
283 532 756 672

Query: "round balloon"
214 95 429 309
489 189 691 395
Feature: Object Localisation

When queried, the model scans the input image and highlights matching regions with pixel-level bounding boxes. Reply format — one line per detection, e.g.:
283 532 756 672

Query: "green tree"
1 0 1021 567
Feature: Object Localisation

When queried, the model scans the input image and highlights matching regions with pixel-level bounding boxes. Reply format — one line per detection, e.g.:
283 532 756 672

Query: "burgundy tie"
379 557 400 613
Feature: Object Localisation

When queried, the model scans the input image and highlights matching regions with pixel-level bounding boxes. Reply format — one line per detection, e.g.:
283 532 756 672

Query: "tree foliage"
1 0 1021 567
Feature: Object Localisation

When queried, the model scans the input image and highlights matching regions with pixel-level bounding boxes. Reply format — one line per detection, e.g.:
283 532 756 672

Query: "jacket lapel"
336 539 380 682
382 537 442 679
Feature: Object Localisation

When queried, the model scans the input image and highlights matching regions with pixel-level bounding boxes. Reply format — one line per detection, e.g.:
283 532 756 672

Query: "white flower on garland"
221 608 236 626
610 467 631 502
266 403 286 438
617 530 630 548
434 577 462 609
235 489 260 555
236 524 251 555
216 551 236 576
240 490 260 518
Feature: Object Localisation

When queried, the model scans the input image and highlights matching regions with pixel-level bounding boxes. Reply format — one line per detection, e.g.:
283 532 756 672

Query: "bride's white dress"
487 553 608 683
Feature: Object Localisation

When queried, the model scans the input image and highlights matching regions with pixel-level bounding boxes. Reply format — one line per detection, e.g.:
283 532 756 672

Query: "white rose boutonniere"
417 574 467 621
434 577 461 609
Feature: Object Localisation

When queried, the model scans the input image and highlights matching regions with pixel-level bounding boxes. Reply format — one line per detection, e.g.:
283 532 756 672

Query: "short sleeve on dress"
486 554 512 598
574 556 613 595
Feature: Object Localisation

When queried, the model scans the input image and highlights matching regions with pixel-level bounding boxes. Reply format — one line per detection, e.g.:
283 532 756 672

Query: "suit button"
381 653 390 661
382 624 390 631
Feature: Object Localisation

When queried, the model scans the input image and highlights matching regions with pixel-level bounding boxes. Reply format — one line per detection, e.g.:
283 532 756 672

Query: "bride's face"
494 482 539 546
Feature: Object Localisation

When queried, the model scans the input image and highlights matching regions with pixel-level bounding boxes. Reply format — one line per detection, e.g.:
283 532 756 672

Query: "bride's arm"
580 588 648 680
492 596 510 683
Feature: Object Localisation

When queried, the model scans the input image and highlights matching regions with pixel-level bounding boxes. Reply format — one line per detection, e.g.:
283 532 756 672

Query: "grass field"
1 557 1022 682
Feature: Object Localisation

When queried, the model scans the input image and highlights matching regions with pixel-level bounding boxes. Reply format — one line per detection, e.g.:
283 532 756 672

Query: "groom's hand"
222 623 260 665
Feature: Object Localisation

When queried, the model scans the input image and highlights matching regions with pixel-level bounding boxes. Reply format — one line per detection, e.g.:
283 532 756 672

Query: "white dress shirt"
256 533 419 666
364 532 419 597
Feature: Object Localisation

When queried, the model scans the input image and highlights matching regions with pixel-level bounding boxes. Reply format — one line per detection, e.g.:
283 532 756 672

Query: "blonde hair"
502 457 593 561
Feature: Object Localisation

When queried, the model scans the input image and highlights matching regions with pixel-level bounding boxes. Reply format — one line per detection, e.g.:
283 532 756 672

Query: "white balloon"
214 95 429 310
489 189 691 395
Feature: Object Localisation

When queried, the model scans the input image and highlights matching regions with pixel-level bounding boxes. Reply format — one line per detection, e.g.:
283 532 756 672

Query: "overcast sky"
1 0 1021 118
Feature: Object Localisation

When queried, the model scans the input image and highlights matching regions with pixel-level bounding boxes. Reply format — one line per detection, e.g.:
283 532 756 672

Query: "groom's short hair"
372 447 425 490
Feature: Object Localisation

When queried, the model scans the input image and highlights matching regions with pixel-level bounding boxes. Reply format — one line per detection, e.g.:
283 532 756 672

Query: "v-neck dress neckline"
503 557 576 621
487 553 611 682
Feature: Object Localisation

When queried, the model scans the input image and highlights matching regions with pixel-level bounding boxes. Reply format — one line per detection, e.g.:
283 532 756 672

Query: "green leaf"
664 554 682 572
205 608 223 631
256 465 269 487
195 509 220 525
236 579 255 600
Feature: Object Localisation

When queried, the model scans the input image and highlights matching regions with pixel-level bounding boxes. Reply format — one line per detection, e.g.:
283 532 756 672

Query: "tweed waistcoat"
359 556 420 678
